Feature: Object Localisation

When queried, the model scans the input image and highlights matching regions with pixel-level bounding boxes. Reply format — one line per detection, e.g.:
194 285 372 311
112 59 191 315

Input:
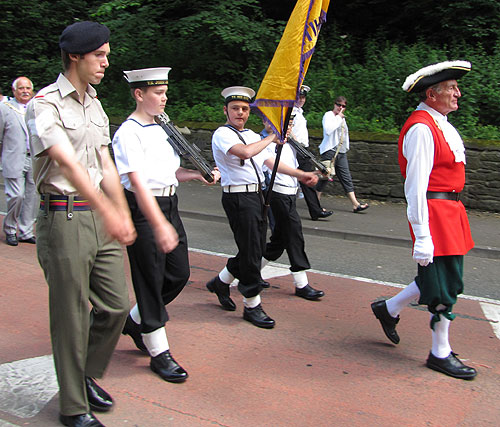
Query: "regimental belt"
40 195 91 220
40 195 91 211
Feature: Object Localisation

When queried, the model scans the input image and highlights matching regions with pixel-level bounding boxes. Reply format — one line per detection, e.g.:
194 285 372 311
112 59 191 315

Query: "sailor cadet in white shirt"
206 86 317 328
112 67 220 383
260 120 324 301
292 85 332 220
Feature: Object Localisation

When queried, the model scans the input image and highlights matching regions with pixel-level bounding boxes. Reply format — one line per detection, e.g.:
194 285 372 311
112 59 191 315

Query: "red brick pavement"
0 243 499 426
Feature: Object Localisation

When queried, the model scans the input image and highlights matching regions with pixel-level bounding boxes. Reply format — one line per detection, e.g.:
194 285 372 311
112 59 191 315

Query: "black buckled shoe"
295 284 324 300
59 412 104 427
243 304 275 329
426 352 477 380
150 350 188 383
85 377 113 413
371 300 400 344
122 315 147 353
206 276 236 311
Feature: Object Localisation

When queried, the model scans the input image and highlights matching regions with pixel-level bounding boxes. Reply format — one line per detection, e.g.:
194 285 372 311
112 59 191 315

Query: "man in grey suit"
0 76 36 246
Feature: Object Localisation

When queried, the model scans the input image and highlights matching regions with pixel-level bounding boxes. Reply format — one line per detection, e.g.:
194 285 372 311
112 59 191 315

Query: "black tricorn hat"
402 60 471 93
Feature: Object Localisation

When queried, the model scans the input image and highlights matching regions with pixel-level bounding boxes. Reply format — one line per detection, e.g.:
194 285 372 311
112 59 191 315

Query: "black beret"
59 21 110 55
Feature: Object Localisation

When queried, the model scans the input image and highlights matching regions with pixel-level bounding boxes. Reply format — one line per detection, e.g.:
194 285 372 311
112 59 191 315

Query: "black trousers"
222 191 266 298
125 190 189 333
264 191 310 272
296 151 323 218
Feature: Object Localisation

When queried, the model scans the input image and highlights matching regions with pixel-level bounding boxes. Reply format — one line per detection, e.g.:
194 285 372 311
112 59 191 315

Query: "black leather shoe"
150 350 188 383
122 315 147 353
6 234 18 246
85 377 113 413
311 210 333 220
260 280 270 289
371 300 400 344
59 412 104 426
18 236 36 244
206 276 236 311
243 304 275 329
426 352 477 380
295 284 324 300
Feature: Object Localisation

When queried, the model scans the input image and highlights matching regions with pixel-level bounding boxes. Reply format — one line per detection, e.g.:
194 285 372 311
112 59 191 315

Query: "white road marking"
479 302 500 339
0 355 58 419
191 247 500 340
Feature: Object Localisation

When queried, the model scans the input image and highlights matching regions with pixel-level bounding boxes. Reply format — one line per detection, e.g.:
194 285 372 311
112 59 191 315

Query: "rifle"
287 136 330 176
154 113 215 183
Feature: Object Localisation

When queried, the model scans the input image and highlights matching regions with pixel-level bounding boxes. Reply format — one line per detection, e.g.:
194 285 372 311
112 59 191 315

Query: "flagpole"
263 107 294 216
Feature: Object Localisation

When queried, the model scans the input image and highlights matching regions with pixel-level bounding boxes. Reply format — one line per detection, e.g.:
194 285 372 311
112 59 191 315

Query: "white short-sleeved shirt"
291 106 309 147
112 118 180 191
212 126 267 187
264 142 298 188
26 73 110 195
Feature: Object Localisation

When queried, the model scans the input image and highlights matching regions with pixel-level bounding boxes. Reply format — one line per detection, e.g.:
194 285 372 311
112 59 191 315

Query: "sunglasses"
335 103 347 108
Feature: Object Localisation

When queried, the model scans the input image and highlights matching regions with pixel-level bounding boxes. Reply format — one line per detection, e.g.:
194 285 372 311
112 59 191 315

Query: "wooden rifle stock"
154 113 214 182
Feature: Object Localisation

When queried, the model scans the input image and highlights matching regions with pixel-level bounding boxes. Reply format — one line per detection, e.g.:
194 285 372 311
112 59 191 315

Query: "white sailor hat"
221 86 255 104
123 67 171 88
402 60 471 93
299 85 311 96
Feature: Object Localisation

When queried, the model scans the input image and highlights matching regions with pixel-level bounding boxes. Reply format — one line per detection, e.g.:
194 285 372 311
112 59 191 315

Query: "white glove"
411 223 434 267
413 235 434 266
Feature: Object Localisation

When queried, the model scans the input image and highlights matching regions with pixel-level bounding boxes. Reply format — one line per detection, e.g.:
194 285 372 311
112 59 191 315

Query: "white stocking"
243 294 261 309
142 327 170 357
291 270 308 289
386 281 420 318
431 313 452 358
130 304 141 324
219 267 234 284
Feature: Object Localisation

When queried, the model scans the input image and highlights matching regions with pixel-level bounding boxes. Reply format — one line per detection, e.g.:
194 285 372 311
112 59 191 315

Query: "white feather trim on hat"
402 60 471 92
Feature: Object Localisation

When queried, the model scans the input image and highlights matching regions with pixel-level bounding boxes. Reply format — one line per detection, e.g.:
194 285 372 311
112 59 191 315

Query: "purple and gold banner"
252 0 330 139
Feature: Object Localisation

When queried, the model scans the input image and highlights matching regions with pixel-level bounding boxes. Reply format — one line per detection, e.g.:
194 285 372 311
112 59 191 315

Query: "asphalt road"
181 214 500 302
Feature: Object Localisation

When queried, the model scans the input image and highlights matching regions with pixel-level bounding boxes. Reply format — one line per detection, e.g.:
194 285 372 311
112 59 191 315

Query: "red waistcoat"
398 111 474 256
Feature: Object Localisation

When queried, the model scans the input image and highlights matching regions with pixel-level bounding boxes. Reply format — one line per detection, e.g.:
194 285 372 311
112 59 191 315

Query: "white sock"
142 327 170 358
261 257 270 269
431 314 452 358
243 294 261 309
130 304 141 324
386 281 420 318
291 270 308 289
219 267 234 285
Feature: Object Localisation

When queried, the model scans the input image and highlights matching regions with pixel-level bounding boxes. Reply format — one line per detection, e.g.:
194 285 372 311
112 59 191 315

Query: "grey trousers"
2 155 37 239
36 208 129 415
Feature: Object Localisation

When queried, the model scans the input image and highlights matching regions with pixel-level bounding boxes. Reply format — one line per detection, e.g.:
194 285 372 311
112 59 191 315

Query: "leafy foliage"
1 0 499 139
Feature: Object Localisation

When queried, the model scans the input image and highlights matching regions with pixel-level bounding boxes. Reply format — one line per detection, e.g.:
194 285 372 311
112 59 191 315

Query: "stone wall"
183 128 500 213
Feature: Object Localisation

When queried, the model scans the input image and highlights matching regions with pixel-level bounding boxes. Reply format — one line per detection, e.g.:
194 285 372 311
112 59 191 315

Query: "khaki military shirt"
26 73 110 195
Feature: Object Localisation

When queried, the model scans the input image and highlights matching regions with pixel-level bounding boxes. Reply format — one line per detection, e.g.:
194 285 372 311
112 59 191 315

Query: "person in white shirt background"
316 96 369 213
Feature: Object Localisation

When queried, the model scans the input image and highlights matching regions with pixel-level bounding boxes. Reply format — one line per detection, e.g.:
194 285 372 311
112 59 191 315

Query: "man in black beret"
370 61 477 380
26 21 136 426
